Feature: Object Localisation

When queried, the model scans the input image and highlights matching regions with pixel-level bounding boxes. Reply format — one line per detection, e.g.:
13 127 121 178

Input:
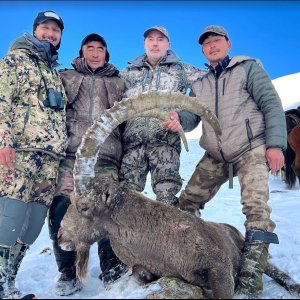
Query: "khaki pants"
179 145 275 232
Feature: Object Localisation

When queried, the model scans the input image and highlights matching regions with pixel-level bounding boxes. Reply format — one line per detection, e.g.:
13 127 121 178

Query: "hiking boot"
235 229 279 299
98 238 129 288
54 272 82 296
20 294 36 299
1 243 28 299
99 261 129 288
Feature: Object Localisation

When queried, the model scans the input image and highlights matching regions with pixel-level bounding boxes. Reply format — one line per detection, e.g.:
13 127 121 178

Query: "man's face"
202 34 231 67
144 31 170 65
82 41 106 71
34 20 62 48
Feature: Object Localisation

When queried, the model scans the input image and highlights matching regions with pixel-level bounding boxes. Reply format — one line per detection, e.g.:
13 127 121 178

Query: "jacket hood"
71 57 119 77
10 33 59 68
227 56 261 69
128 49 180 67
206 56 262 75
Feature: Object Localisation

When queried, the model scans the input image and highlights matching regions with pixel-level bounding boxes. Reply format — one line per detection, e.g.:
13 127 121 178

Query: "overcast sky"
1 1 300 79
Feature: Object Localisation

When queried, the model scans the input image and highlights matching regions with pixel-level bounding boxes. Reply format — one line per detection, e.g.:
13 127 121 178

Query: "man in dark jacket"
178 25 287 298
48 34 127 296
0 10 67 299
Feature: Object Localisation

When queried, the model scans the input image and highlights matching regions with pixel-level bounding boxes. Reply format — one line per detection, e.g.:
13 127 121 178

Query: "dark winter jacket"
192 56 287 162
120 50 206 152
59 57 125 167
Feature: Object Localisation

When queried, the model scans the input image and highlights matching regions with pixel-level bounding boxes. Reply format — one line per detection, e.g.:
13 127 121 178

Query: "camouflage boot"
0 243 28 299
236 229 279 299
0 246 10 299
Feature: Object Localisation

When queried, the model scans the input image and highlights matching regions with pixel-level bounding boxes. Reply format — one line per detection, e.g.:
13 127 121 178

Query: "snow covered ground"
16 73 300 299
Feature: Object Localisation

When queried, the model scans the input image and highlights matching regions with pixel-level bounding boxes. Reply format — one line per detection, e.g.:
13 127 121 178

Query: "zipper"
88 75 95 126
215 75 219 117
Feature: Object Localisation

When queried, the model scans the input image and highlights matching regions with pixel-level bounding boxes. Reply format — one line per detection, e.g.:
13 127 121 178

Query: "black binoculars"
43 88 64 110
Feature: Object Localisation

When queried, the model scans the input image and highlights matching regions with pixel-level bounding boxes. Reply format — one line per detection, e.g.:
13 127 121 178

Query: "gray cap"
198 25 229 45
144 25 170 41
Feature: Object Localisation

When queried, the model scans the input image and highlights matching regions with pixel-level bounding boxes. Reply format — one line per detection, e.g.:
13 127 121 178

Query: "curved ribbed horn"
135 109 189 152
74 91 221 195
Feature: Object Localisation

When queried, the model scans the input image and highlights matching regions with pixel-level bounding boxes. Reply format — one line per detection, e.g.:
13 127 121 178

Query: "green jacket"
192 56 287 162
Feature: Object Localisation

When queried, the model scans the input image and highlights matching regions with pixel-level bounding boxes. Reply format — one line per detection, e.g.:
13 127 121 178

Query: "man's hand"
161 111 181 132
266 148 285 174
0 147 16 170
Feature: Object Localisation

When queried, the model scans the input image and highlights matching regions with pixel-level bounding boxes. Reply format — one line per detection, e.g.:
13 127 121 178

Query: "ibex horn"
135 108 189 152
74 91 221 194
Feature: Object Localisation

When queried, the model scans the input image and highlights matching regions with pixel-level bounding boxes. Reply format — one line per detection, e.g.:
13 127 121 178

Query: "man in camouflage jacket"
120 25 206 205
0 11 67 298
178 25 287 298
48 34 127 296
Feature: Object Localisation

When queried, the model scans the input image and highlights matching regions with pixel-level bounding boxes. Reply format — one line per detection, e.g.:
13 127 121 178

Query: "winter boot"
98 238 129 288
0 242 29 299
52 239 82 296
48 195 82 296
235 229 279 298
0 246 10 299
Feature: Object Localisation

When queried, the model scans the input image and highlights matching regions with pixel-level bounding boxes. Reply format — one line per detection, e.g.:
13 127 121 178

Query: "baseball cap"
33 10 64 31
198 25 229 45
143 26 170 41
79 33 110 62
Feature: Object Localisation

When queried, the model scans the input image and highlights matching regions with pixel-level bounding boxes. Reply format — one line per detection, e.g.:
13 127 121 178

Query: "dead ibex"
73 91 222 196
63 92 299 298
58 180 300 299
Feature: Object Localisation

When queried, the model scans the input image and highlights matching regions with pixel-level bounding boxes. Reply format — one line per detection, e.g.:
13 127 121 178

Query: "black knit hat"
79 33 110 62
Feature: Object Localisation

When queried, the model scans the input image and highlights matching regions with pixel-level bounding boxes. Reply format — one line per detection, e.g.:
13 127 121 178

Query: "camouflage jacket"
120 50 206 152
0 33 68 158
60 58 125 167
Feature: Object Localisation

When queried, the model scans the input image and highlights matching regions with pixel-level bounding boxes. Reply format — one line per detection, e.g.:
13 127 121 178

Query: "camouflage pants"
0 151 59 207
179 145 275 232
54 156 119 198
120 144 182 204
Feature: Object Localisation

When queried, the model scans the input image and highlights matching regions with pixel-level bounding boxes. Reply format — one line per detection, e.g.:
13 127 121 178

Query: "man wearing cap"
47 33 127 295
0 10 67 298
178 25 287 298
120 25 206 206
